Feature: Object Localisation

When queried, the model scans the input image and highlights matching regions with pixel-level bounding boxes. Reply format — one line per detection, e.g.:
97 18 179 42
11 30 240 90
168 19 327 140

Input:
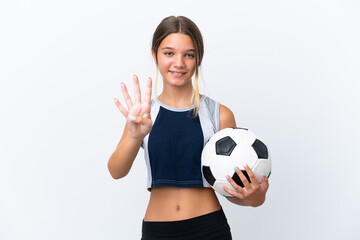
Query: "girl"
108 16 269 240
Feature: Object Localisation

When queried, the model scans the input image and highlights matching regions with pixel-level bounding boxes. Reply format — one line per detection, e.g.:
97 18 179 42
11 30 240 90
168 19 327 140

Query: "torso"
144 186 221 221
142 95 223 221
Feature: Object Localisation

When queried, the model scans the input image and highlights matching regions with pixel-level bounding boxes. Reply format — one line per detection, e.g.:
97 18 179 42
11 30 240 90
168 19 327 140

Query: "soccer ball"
201 127 271 197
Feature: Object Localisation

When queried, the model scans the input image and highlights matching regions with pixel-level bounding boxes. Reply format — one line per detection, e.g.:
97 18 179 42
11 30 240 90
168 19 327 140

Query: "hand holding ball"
201 127 271 197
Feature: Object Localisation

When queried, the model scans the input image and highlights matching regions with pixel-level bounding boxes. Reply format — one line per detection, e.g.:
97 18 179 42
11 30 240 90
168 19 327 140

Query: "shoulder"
200 95 236 130
219 104 236 130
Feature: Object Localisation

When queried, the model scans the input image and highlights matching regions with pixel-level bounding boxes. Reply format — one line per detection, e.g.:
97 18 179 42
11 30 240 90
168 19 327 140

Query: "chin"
169 79 191 87
164 75 191 86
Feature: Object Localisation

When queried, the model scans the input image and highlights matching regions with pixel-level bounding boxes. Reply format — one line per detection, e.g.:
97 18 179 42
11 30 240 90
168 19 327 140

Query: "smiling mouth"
169 71 186 78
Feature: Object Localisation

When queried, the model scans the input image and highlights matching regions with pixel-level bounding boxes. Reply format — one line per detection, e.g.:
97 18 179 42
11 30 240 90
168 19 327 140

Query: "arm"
219 104 236 130
107 124 143 179
219 104 269 207
107 75 152 179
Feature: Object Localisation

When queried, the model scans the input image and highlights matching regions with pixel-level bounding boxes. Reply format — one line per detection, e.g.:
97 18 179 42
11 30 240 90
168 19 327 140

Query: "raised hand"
114 75 153 140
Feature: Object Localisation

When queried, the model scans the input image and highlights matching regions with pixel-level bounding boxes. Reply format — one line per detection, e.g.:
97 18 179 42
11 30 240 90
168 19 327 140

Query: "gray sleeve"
204 96 221 132
215 101 220 132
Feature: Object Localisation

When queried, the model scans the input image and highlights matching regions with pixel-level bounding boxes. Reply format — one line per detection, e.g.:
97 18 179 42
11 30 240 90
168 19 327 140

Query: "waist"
144 186 221 221
142 208 230 239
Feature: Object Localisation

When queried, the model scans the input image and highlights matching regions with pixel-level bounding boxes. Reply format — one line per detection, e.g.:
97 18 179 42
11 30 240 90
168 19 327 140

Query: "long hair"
151 16 204 117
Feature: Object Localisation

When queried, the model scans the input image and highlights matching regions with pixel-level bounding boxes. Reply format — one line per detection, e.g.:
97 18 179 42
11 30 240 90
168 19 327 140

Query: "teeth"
172 72 184 76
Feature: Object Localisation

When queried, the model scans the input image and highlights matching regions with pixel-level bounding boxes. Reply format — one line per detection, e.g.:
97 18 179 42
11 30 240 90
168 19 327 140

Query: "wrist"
125 134 144 145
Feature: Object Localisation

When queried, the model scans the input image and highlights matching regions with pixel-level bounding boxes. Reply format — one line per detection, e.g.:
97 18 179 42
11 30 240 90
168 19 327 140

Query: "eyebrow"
161 47 195 52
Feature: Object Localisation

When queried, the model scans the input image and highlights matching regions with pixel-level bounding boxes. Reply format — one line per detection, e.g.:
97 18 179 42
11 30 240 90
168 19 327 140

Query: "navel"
176 205 180 211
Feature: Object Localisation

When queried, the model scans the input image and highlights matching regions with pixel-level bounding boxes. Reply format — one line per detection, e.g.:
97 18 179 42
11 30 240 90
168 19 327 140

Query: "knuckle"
241 176 249 183
236 171 243 178
227 189 234 195
235 185 244 193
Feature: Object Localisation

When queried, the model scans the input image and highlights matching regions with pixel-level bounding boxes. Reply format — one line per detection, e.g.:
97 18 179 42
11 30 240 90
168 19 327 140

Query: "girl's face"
153 33 197 87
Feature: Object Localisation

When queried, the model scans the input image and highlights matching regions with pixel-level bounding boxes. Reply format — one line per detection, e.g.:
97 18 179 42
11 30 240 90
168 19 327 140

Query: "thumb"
128 115 152 125
138 116 152 126
128 115 139 123
260 173 270 190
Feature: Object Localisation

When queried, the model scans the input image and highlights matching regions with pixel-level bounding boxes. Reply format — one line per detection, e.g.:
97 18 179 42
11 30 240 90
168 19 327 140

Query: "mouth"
169 71 187 78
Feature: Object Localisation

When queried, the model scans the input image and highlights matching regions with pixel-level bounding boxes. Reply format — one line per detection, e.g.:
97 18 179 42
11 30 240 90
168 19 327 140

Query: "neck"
158 81 195 108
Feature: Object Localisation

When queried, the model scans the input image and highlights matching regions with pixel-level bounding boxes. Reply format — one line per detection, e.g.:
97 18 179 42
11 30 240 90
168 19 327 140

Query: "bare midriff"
143 186 221 221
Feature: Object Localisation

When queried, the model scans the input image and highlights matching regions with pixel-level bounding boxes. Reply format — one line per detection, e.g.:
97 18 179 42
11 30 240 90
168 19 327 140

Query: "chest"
149 107 204 151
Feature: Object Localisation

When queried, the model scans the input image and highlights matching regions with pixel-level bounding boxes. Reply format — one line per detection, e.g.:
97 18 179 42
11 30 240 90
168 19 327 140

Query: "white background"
1 0 359 239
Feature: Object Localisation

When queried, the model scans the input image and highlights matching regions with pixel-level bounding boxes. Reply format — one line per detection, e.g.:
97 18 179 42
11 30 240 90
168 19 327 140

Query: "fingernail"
133 74 137 77
263 173 266 177
244 163 248 168
130 116 136 121
234 166 238 171
225 175 230 180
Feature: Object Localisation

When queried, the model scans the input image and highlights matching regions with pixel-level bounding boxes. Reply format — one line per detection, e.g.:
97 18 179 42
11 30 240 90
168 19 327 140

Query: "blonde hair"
190 68 201 117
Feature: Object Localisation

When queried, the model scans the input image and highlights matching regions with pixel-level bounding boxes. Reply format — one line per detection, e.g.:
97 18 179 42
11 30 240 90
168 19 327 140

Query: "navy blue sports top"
141 95 220 191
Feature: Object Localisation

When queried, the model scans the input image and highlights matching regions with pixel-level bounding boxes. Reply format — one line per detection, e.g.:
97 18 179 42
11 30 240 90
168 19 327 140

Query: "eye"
185 54 195 58
164 52 173 56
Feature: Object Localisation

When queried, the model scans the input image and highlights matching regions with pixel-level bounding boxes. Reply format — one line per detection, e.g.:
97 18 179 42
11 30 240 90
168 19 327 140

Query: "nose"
173 55 185 68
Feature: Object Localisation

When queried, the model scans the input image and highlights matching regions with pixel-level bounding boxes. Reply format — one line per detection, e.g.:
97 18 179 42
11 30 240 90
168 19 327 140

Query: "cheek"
188 61 196 73
157 58 171 72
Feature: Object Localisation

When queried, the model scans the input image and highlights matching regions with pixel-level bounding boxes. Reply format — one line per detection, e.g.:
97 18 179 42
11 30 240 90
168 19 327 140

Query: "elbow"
107 163 128 180
109 172 123 180
108 170 126 180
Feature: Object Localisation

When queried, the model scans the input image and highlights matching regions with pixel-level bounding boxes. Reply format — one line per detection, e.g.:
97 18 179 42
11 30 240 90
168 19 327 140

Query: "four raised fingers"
117 76 152 117
143 77 152 105
114 98 128 118
141 77 152 118
121 82 134 109
133 75 142 104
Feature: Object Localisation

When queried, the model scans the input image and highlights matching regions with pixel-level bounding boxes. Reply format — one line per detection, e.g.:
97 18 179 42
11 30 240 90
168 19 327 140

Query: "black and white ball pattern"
201 127 271 197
